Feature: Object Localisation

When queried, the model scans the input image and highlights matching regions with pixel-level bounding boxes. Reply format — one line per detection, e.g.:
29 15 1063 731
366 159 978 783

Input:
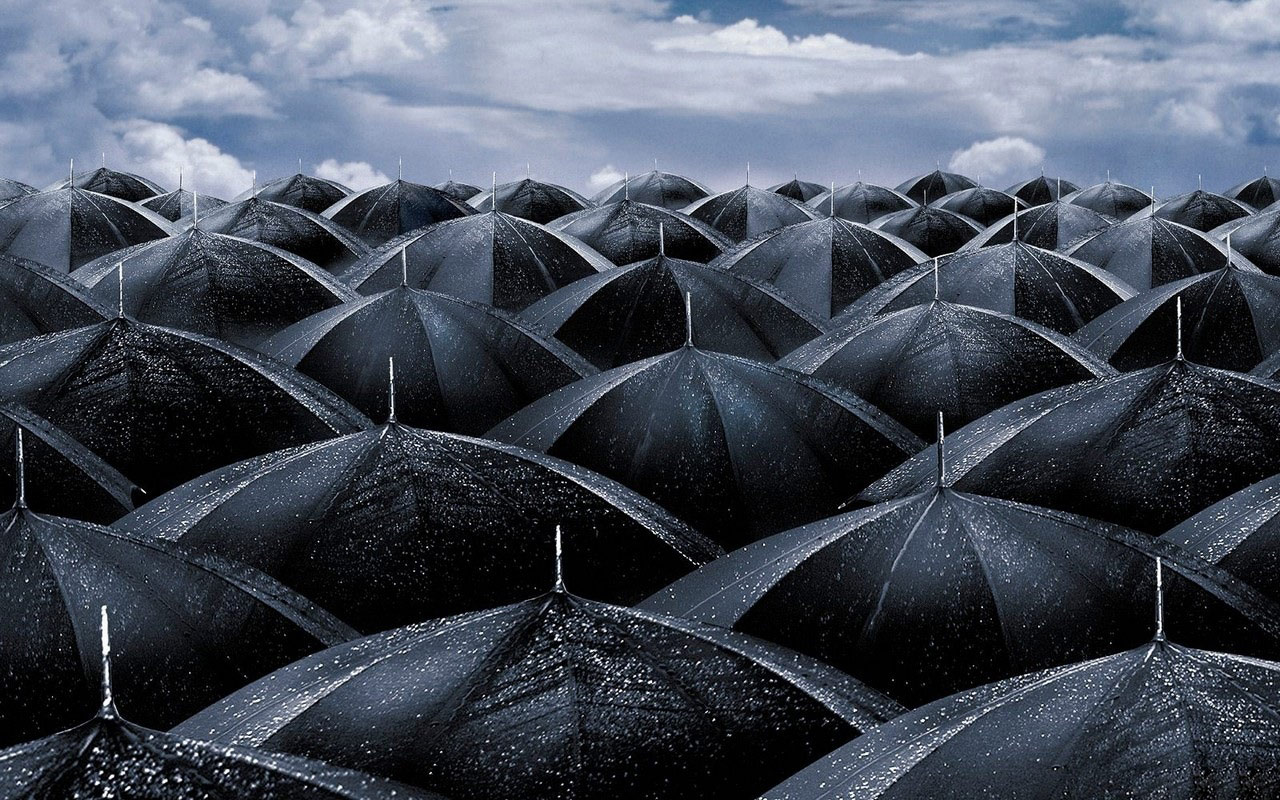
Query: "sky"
1 0 1278 199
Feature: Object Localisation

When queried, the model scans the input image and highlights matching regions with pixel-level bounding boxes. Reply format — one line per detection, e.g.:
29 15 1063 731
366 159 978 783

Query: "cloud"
112 120 254 199
783 0 1075 30
949 137 1046 181
133 68 273 118
588 164 624 191
653 18 915 61
1156 99 1226 138
1126 0 1280 45
314 159 390 191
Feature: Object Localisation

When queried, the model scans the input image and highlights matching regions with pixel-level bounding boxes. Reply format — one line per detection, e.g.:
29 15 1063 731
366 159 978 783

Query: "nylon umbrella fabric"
487 345 922 551
175 588 903 800
141 188 228 221
716 216 926 319
548 199 730 264
73 227 358 347
894 169 978 205
0 178 36 205
1212 205 1280 274
1005 174 1079 206
117 422 722 634
324 180 474 247
960 201 1114 252
1067 215 1240 290
684 184 818 242
520 252 825 369
805 181 915 224
234 173 351 214
433 179 481 203
187 197 370 273
469 178 592 224
1146 188 1253 232
0 188 174 273
261 285 593 434
48 167 165 202
769 176 826 202
589 169 709 210
870 206 982 257
1063 179 1154 219
928 186 1025 227
1226 173 1280 210
338 211 611 311
0 253 110 345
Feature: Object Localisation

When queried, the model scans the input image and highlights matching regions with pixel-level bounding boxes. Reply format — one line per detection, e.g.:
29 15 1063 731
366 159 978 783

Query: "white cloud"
1127 0 1280 44
588 164 625 191
653 18 915 62
949 137 1046 181
1156 99 1226 137
112 120 254 199
133 67 273 118
314 159 390 191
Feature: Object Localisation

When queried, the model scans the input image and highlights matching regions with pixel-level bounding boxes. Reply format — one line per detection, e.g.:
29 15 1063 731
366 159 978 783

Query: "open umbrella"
1005 174 1079 206
324 179 474 247
338 211 610 310
1211 205 1280 274
1063 179 1154 219
175 577 903 800
141 187 228 221
548 199 730 264
469 178 592 224
590 169 709 209
894 169 978 205
0 187 174 273
961 201 1114 251
769 176 826 202
838 241 1133 335
0 178 35 205
0 318 370 497
73 227 357 347
716 216 926 319
1226 173 1280 211
806 181 915 224
1075 263 1280 371
187 197 369 273
929 186 1025 227
0 252 110 345
861 358 1280 532
234 172 351 214
487 344 922 550
117 422 721 634
261 285 593 434
1145 187 1254 232
433 179 482 203
870 205 982 257
521 251 824 368
1067 214 1238 290
684 184 818 242
782 300 1112 437
48 166 165 202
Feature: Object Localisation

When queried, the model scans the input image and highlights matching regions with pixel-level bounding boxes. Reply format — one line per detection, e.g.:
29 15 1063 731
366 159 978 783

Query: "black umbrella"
433 179 482 203
487 345 922 550
929 185 1026 227
805 181 915 224
0 318 370 497
0 252 110 345
261 285 593 434
1211 205 1280 274
338 211 610 311
769 176 826 201
0 178 36 204
870 205 982 257
1067 214 1236 290
117 422 722 634
861 358 1280 532
1075 262 1280 371
1005 174 1079 206
141 187 228 221
1226 173 1280 210
176 580 903 800
324 179 474 247
961 200 1114 252
781 300 1112 437
684 183 818 242
716 216 926 319
590 169 710 210
894 169 978 205
1146 187 1253 232
838 241 1134 334
548 199 731 264
48 166 165 202
73 227 357 347
0 187 174 273
470 177 592 224
233 172 351 214
187 196 370 273
1063 178 1154 219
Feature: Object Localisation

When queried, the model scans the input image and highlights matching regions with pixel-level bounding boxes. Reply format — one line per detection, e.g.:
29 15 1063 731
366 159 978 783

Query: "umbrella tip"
658 221 665 257
553 524 566 593
398 156 403 182
933 256 940 301
624 171 629 202
14 427 25 510
830 180 835 218
745 161 750 188
99 605 118 718
400 247 409 287
1154 556 1166 642
116 261 125 319
69 157 74 186
1175 295 1184 361
178 168 182 191
387 356 397 424
935 411 947 487
684 290 693 347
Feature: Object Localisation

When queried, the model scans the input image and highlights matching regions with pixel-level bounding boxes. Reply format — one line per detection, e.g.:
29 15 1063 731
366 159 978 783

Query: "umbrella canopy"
548 199 730 264
716 216 927 319
487 346 922 550
1226 173 1280 211
0 318 369 497
470 178 592 224
1075 262 1280 372
960 201 1114 251
73 227 357 347
761 638 1280 800
324 180 474 247
806 181 915 224
140 188 228 221
187 197 369 273
590 169 709 209
117 422 721 634
1067 215 1238 290
0 252 110 345
433 179 482 203
0 501 355 743
261 285 593 434
1063 179 1154 219
0 178 36 204
894 169 978 204
0 187 174 273
861 358 1280 532
782 300 1113 437
929 186 1025 227
176 587 904 800
644 483 1280 707
521 252 824 369
48 167 165 202
684 184 819 242
870 205 982 257
1212 205 1280 274
1145 188 1254 232
769 176 826 201
233 173 351 214
838 241 1133 335
1005 174 1079 206
338 211 610 310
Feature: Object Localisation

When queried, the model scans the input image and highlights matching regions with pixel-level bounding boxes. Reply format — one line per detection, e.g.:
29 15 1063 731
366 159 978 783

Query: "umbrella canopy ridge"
0 252 111 345
187 196 370 273
769 176 827 202
1067 215 1242 290
48 166 166 202
1226 173 1280 210
894 169 979 205
141 187 228 221
324 179 475 247
1212 205 1280 274
433 179 483 203
684 184 819 242
1145 187 1254 232
590 169 710 209
234 172 351 214
871 205 982 257
470 177 593 224
929 185 1026 227
806 181 916 224
0 178 36 205
1063 179 1154 219
0 187 175 273
549 199 731 264
1005 174 1080 206
961 200 1115 252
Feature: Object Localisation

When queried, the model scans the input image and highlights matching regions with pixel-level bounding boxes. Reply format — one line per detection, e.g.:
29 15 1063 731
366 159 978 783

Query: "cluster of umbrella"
2 160 1280 799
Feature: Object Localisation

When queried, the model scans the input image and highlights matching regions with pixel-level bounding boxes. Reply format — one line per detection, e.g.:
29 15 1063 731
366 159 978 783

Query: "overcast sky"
1 0 1278 199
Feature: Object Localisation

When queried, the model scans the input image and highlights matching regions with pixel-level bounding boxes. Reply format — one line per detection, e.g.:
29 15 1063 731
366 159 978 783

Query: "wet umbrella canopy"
590 169 709 210
684 184 818 242
782 300 1113 437
117 422 721 633
433 179 482 203
839 241 1133 335
870 205 982 257
324 179 475 247
1227 173 1280 210
1063 179 1155 219
894 169 978 205
1146 188 1254 232
338 211 610 310
1075 262 1280 372
0 187 174 273
961 201 1114 252
487 346 922 550
1005 175 1080 206
862 358 1280 532
548 199 730 264
176 584 903 800
0 318 370 497
48 167 166 202
806 182 915 224
234 173 351 214
0 178 36 204
716 216 926 319
1067 215 1239 290
0 253 110 345
73 227 357 347
928 186 1025 227
769 176 826 202
521 252 824 369
141 187 228 221
261 285 593 434
1212 206 1280 274
188 197 370 273
470 177 592 224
